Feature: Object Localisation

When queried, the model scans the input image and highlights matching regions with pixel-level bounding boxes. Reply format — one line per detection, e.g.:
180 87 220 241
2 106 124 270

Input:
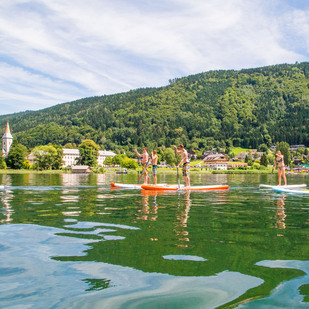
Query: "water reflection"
175 191 191 248
275 195 286 233
137 190 162 222
0 173 308 308
0 189 14 223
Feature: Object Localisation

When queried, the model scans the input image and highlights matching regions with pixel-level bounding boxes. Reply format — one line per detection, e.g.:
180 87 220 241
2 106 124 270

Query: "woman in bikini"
275 151 287 186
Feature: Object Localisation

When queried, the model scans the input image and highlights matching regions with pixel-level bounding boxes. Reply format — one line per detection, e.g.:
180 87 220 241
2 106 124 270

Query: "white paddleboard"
272 187 309 194
259 184 306 189
110 183 167 189
110 183 142 189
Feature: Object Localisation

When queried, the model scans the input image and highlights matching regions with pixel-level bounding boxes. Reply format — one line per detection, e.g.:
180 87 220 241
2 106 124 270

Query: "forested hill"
1 62 309 152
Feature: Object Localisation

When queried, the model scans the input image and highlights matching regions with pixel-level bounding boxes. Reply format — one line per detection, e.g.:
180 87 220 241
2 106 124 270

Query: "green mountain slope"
1 62 309 151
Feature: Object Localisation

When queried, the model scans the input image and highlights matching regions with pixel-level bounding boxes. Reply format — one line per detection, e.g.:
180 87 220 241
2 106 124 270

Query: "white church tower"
2 121 13 158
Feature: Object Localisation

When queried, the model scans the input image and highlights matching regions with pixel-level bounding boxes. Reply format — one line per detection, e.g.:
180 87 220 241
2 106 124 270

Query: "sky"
0 0 309 115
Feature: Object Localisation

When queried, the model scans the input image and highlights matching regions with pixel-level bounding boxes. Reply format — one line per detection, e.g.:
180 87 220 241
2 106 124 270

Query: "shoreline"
0 168 307 175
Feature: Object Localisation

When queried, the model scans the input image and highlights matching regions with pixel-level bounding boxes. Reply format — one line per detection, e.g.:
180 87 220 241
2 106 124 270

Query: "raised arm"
134 149 142 157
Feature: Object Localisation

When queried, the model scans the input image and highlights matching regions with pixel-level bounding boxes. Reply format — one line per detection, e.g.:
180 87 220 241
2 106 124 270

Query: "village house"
203 153 228 170
290 145 306 151
235 150 264 161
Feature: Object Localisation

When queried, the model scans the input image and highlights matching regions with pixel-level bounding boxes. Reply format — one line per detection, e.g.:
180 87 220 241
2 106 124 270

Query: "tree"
6 140 28 169
120 157 138 169
258 143 268 153
267 154 275 165
51 144 63 169
78 139 99 167
32 145 58 170
260 152 268 167
103 156 113 165
0 153 6 169
164 148 176 165
245 154 253 166
63 143 77 149
112 154 127 165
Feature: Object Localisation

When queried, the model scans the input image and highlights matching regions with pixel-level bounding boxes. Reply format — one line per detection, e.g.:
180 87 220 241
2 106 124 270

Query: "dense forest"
1 62 309 153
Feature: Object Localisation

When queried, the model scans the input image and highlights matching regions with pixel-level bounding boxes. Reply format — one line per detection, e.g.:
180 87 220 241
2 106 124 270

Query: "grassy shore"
0 169 68 174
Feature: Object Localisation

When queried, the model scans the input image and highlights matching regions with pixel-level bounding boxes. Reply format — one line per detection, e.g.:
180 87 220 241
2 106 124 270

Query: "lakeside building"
56 148 117 167
27 148 116 167
2 122 13 158
203 153 228 170
62 149 80 167
29 148 116 167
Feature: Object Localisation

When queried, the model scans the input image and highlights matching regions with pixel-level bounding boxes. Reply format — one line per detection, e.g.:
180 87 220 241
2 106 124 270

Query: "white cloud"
0 0 308 115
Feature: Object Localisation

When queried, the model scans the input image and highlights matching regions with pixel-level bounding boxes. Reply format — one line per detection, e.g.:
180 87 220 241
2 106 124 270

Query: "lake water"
0 172 308 308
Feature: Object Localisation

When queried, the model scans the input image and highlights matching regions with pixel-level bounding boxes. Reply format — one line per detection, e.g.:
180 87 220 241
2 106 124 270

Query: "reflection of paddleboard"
141 184 229 191
259 184 306 189
272 187 309 194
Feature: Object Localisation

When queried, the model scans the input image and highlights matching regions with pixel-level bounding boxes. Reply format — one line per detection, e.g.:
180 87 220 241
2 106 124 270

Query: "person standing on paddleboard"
174 144 190 187
151 150 158 185
275 151 287 186
135 148 150 185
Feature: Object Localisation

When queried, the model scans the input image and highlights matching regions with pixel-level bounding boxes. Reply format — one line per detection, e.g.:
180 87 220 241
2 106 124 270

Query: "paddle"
269 163 275 184
138 158 151 183
174 147 180 190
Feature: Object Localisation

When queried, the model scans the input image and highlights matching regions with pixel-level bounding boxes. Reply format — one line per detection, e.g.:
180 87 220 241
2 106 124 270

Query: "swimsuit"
182 162 190 176
276 157 285 170
152 165 158 175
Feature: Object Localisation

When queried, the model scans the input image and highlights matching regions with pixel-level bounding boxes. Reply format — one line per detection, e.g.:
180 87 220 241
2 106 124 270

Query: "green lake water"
0 172 308 308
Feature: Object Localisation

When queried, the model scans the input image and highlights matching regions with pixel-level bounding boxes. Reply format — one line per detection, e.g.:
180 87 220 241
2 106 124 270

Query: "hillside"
1 62 309 152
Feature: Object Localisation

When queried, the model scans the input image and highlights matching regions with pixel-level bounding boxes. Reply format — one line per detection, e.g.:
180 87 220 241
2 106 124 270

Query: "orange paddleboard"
141 184 229 191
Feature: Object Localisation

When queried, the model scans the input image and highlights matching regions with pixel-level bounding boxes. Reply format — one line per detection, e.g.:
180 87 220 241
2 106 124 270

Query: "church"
2 121 13 158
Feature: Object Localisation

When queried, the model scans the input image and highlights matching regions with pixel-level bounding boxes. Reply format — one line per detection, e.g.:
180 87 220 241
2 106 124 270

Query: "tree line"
1 137 307 171
0 63 308 155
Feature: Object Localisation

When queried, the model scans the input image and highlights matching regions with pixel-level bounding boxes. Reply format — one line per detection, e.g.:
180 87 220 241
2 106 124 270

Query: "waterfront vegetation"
1 142 308 174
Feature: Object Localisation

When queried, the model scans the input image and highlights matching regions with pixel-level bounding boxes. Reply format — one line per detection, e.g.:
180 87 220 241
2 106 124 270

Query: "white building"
62 148 80 167
61 148 116 167
97 150 117 166
2 122 13 158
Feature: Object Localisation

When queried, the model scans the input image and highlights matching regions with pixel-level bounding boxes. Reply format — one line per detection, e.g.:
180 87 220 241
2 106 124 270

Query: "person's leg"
184 176 190 187
278 169 282 186
185 163 190 187
153 167 157 185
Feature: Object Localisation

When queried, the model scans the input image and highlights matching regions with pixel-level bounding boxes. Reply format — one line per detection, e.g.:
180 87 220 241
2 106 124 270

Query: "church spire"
2 121 13 157
5 121 10 134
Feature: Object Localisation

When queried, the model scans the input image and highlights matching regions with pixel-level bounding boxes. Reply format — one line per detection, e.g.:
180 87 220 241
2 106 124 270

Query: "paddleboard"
141 184 229 191
110 183 142 189
110 183 167 189
272 187 309 194
259 184 306 189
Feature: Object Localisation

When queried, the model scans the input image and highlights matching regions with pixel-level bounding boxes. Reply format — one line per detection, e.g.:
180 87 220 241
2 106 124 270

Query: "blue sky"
0 0 308 115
